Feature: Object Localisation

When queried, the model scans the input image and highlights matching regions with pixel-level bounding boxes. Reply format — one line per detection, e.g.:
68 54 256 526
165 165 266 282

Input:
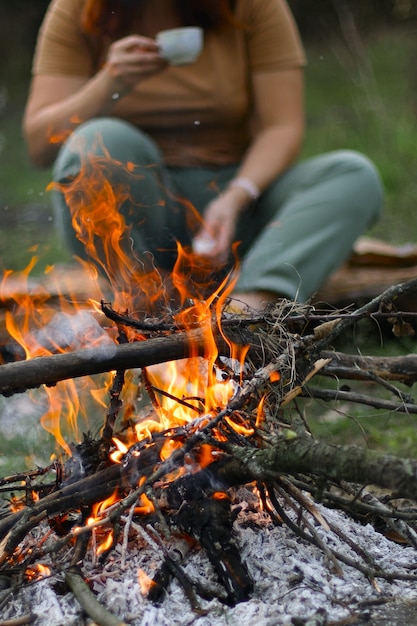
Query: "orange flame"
88 488 119 523
0 257 115 453
85 489 120 555
256 395 266 428
270 370 281 383
10 494 26 513
47 141 167 316
198 443 216 469
138 568 156 595
25 563 51 581
96 530 114 556
2 137 256 481
110 437 128 464
135 492 155 516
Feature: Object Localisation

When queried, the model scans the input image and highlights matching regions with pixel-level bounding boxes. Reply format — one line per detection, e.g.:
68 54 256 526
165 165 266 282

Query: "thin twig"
302 385 417 414
0 617 36 626
65 567 128 626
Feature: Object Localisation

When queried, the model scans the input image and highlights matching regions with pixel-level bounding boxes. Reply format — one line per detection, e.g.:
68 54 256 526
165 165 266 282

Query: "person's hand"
104 35 167 94
192 187 248 264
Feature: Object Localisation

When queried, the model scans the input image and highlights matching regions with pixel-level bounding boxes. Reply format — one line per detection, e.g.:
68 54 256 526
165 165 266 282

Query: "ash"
3 488 417 625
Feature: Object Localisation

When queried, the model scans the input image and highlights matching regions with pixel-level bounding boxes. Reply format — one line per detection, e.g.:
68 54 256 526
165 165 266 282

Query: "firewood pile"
2 274 417 625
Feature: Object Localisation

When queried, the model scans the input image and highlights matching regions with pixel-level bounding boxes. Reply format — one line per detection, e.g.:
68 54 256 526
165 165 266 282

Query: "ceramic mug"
156 27 203 65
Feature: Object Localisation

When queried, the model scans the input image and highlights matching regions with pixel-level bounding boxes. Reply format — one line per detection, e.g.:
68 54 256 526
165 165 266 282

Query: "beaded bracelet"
229 177 260 201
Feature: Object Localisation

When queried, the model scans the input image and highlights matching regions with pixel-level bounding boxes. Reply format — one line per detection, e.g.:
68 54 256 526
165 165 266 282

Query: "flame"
253 485 265 511
47 140 167 315
96 530 114 556
9 494 26 513
198 443 217 469
138 568 156 595
141 250 246 436
256 395 266 428
225 414 254 437
25 563 51 581
110 437 128 464
135 492 155 516
85 489 120 555
0 256 116 453
160 438 182 461
88 488 119 523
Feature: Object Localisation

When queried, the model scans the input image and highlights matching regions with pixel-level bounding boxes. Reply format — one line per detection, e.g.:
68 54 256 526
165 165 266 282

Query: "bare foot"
228 291 277 313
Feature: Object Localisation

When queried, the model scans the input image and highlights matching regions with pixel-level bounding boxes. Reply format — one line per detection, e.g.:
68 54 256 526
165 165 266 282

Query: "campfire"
3 155 417 624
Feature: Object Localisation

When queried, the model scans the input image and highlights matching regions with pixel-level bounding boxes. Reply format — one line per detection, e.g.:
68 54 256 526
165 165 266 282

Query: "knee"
53 117 161 181
330 149 384 222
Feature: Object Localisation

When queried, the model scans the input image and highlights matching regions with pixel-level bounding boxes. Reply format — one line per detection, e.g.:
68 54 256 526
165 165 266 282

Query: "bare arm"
193 68 304 260
236 68 304 193
23 35 167 168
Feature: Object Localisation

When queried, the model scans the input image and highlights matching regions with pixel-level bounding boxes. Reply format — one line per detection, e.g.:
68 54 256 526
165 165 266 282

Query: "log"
5 434 417 561
220 436 417 503
0 327 237 396
315 236 417 308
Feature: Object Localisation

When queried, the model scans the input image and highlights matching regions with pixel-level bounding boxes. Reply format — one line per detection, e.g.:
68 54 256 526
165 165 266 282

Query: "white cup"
156 27 203 66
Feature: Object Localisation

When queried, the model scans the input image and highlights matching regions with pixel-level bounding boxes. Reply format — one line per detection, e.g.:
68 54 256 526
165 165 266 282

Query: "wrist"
228 177 260 202
99 65 130 103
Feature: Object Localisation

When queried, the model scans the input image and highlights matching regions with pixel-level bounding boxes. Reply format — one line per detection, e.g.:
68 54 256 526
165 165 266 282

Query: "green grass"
302 24 417 459
312 407 417 457
302 26 417 243
300 331 417 458
0 47 70 273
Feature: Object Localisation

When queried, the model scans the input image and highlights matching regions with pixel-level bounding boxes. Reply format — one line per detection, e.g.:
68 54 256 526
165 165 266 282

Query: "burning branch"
0 323 251 396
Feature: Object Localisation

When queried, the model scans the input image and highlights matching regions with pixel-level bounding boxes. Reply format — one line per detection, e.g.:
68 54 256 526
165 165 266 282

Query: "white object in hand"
192 235 216 255
156 27 203 65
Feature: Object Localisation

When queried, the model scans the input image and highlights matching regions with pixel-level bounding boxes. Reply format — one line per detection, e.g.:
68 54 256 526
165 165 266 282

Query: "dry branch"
0 618 35 626
0 463 121 558
65 568 128 626
0 327 235 396
321 350 417 386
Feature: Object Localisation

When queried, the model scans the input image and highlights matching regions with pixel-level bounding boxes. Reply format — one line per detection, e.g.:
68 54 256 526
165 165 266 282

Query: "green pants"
52 117 383 301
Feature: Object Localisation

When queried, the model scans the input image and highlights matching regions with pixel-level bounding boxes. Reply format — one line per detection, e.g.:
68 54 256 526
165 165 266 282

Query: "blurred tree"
289 0 417 39
0 0 49 84
1 0 416 48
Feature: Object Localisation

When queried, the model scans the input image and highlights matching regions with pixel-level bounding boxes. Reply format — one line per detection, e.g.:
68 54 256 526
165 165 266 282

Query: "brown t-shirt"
32 0 306 166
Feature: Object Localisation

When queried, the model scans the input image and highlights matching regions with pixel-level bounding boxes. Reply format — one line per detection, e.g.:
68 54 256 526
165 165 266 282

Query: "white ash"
3 488 417 626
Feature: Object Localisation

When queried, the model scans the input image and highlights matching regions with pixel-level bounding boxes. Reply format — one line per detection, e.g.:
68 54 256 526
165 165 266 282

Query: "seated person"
23 0 383 312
